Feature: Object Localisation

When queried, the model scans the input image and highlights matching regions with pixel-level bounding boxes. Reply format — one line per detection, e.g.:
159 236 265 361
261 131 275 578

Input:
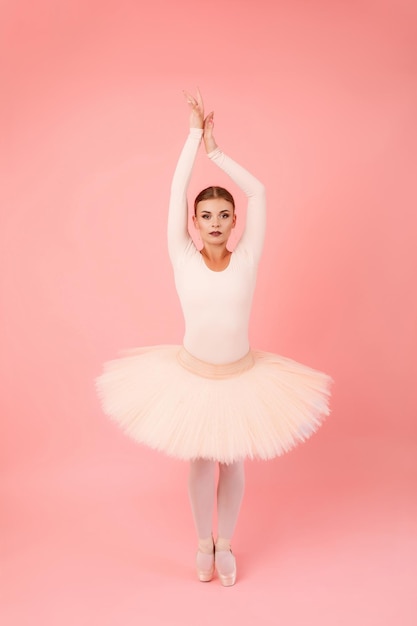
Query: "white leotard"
168 128 266 364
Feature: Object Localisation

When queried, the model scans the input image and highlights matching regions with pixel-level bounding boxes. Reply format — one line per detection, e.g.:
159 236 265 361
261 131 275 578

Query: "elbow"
255 182 266 201
246 181 266 200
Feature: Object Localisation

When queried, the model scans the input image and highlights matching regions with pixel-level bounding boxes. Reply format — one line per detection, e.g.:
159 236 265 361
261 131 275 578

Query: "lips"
210 231 221 236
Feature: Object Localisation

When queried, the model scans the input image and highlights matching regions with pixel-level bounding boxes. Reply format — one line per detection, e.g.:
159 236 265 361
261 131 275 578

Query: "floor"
2 436 416 626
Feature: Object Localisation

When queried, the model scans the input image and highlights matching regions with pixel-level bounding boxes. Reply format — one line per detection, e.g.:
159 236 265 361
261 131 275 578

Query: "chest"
175 255 256 311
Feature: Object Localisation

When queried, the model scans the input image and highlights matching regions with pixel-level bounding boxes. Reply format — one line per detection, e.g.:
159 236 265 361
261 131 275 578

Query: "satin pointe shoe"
196 536 215 582
215 538 237 587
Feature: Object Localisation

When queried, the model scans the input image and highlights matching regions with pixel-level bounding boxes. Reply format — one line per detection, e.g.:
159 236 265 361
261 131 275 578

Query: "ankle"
198 535 214 554
215 537 232 552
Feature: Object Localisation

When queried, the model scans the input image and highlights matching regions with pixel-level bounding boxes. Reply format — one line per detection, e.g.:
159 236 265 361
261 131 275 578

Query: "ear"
192 214 200 230
232 213 237 228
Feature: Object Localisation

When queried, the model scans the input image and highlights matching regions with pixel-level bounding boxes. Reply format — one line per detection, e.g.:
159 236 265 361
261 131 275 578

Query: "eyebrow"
200 210 231 215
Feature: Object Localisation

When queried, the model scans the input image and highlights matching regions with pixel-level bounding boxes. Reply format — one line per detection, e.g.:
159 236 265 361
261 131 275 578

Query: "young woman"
96 89 332 586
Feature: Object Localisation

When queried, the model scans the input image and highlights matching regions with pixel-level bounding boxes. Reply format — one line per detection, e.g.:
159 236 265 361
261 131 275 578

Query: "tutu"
96 345 332 464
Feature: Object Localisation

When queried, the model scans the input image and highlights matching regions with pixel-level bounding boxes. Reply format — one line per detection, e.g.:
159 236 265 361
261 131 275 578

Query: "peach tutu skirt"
96 345 332 464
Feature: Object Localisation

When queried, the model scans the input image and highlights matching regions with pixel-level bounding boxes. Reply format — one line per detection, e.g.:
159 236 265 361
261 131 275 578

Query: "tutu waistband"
177 347 255 379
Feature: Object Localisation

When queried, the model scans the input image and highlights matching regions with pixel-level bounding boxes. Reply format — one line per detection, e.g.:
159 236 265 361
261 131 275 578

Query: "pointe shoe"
215 538 237 587
196 536 215 582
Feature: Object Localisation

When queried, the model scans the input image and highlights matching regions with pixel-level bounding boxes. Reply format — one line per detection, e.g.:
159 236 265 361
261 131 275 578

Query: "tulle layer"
96 345 332 464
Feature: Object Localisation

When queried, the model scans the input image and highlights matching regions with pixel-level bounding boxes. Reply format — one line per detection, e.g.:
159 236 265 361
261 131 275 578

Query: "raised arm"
203 112 266 263
167 90 204 263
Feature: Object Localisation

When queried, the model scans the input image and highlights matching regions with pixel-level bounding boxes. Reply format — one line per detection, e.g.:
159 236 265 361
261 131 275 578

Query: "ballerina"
96 88 332 586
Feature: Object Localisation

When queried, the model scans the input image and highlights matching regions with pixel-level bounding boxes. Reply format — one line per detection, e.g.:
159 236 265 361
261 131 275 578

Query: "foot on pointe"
196 536 215 582
215 537 237 587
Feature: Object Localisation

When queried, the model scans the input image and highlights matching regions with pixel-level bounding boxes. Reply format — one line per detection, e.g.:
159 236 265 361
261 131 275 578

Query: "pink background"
1 0 416 624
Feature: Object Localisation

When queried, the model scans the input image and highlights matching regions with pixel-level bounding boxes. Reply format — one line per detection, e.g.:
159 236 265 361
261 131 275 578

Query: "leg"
217 460 245 539
188 458 216 581
215 460 245 586
188 458 216 538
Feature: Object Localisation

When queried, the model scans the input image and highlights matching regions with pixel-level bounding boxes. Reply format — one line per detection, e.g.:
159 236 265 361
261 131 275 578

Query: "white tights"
188 459 245 542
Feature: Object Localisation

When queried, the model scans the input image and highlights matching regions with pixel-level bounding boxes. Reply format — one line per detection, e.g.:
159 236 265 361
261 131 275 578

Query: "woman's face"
193 198 236 247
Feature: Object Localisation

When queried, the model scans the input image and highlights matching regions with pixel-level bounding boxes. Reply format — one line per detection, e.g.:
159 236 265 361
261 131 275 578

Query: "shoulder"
171 239 200 271
232 242 260 268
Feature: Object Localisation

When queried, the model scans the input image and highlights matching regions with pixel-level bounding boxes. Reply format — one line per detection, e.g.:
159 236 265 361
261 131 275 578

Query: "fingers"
183 91 195 109
183 89 204 111
183 88 205 129
203 111 216 152
204 111 214 128
203 112 215 138
196 86 204 110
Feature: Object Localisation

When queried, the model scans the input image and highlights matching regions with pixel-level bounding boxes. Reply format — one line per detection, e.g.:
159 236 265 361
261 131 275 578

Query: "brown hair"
194 186 235 215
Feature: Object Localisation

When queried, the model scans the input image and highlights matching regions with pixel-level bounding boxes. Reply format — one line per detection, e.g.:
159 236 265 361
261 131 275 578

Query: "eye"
202 214 211 219
221 213 230 219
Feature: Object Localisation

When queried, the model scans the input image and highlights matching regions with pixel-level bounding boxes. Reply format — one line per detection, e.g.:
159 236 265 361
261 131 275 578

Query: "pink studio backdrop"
1 1 416 625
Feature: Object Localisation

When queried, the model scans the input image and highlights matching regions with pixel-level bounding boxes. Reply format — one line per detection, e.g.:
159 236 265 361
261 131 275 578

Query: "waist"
177 346 255 379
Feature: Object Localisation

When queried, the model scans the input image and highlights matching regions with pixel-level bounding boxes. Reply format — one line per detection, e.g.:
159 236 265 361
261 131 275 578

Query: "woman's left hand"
203 111 217 153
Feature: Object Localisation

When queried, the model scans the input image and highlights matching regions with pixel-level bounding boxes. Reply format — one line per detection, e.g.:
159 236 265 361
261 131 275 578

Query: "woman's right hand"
183 88 204 129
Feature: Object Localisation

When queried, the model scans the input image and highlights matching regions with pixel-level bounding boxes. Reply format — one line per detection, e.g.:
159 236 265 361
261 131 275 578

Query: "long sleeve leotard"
168 128 266 365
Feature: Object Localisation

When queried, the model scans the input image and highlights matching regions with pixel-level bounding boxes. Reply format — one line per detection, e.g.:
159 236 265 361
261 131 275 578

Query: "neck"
200 244 230 262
